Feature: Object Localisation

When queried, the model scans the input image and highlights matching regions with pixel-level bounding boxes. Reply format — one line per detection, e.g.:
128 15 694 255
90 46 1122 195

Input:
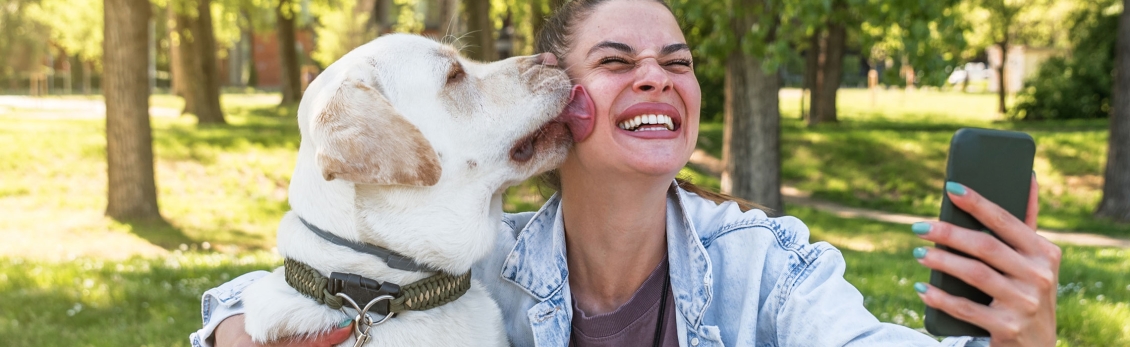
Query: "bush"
1011 2 1119 120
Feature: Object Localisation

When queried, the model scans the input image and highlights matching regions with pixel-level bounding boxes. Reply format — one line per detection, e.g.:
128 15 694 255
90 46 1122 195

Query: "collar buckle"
329 272 402 316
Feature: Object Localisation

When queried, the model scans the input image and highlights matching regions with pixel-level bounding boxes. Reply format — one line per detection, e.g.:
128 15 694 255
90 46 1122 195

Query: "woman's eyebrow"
660 43 690 56
587 41 634 56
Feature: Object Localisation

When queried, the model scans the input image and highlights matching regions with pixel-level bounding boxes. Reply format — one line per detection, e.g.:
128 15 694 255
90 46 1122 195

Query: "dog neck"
282 145 500 279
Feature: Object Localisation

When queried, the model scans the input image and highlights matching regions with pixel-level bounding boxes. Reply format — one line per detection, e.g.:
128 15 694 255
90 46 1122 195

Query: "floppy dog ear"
312 79 442 186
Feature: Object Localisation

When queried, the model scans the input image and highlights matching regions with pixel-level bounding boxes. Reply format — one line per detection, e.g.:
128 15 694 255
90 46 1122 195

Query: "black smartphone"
924 128 1035 337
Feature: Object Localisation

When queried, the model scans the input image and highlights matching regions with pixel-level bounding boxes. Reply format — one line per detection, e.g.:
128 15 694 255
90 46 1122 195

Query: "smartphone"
924 128 1035 337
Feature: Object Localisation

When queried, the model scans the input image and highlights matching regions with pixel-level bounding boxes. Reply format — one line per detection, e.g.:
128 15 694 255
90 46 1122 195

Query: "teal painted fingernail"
337 318 353 329
914 282 928 294
911 222 931 235
945 181 967 196
913 247 928 259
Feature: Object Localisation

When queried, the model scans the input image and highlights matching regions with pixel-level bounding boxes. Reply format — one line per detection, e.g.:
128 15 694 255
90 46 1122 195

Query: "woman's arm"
913 177 1059 346
189 271 351 347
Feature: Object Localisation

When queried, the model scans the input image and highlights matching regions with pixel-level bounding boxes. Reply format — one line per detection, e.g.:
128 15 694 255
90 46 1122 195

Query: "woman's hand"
213 314 353 347
912 176 1060 346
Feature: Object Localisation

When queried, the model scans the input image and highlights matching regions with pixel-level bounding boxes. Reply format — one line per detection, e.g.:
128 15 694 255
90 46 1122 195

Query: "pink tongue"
558 85 595 142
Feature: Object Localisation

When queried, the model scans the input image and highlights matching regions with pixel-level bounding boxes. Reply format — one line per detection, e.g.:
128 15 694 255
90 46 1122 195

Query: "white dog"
241 34 593 346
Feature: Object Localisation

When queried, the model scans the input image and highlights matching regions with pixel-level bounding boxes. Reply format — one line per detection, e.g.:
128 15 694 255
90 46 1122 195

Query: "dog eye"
447 64 465 84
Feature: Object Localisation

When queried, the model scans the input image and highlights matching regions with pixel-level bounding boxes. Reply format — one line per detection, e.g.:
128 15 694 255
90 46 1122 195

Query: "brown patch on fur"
313 79 442 186
466 159 477 170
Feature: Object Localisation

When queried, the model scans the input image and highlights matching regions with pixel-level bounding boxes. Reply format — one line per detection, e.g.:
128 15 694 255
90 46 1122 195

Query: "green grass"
1 91 1126 345
0 209 1124 346
696 88 1128 237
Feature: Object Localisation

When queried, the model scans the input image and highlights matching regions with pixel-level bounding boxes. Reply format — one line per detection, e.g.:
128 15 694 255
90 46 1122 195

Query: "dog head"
296 34 576 191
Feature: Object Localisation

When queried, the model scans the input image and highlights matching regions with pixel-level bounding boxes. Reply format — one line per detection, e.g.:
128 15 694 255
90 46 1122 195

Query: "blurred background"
0 0 1127 345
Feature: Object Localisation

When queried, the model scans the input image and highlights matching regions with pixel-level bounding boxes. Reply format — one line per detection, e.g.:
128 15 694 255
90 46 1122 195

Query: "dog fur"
240 34 575 346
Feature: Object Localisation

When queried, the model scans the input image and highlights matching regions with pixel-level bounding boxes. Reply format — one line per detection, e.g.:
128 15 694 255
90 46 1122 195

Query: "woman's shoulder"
677 188 833 266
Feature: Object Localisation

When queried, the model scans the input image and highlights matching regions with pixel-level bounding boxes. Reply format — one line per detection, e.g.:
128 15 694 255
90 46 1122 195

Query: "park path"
0 95 180 118
688 150 1130 249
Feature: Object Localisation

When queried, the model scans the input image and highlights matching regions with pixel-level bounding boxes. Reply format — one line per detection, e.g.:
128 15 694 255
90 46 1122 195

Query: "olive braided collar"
284 258 471 316
282 215 472 317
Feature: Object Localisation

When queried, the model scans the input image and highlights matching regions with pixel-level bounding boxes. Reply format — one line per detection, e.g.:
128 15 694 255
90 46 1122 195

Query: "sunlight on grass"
698 88 1126 237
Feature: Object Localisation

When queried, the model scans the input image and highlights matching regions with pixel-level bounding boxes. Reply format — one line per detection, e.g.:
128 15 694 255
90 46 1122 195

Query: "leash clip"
336 292 394 347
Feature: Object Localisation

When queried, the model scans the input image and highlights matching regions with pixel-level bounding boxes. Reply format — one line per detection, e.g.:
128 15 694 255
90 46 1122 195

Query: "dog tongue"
558 85 595 142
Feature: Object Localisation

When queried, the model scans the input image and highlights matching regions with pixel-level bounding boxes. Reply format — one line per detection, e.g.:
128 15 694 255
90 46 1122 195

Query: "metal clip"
336 293 394 346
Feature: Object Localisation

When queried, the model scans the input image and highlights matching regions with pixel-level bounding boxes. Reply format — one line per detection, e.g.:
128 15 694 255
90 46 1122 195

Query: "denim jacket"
191 182 987 347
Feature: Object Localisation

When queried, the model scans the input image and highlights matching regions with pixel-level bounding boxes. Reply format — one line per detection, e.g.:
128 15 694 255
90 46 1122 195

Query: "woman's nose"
633 59 672 93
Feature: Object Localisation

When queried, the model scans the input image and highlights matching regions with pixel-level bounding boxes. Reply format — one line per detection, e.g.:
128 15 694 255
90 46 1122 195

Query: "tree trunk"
1096 0 1130 222
721 2 783 213
172 0 225 123
803 28 820 122
807 17 845 126
462 0 496 61
243 8 258 88
169 4 186 101
438 0 458 37
277 0 303 104
82 60 93 95
997 40 1008 115
814 20 845 124
104 0 162 221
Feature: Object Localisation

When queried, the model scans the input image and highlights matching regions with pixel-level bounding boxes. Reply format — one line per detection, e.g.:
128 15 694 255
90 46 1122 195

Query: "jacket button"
691 337 700 346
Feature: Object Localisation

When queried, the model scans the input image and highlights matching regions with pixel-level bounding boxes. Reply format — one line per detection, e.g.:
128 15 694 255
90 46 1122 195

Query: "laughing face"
558 0 701 181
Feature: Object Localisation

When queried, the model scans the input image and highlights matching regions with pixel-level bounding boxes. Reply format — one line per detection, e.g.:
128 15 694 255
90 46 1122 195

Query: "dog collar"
284 258 472 317
296 215 438 272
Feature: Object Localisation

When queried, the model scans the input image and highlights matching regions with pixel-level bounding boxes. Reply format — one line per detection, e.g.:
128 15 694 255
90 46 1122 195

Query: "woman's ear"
311 78 442 186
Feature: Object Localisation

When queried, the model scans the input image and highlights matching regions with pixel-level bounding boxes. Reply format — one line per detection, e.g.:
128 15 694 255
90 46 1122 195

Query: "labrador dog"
240 34 593 346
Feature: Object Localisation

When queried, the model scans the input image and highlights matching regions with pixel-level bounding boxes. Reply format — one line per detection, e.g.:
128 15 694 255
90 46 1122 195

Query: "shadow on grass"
152 105 302 161
122 218 196 251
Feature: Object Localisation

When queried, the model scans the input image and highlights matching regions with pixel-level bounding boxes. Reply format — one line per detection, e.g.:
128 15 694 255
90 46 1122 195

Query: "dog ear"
312 78 442 186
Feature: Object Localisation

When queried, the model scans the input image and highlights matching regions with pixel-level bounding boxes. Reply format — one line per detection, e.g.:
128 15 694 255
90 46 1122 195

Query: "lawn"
696 88 1128 237
0 91 1126 345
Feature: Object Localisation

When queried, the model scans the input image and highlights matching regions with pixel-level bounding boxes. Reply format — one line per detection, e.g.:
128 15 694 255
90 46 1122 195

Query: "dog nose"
534 53 558 67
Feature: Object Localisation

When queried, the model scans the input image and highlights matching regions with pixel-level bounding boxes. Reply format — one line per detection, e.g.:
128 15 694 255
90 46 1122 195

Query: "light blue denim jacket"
191 182 986 347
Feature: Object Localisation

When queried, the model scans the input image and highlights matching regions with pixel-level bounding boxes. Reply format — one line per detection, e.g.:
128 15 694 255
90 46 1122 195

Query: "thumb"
308 321 354 347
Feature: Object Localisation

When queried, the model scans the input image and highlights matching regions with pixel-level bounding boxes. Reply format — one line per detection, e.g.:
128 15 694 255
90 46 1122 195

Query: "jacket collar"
500 181 715 329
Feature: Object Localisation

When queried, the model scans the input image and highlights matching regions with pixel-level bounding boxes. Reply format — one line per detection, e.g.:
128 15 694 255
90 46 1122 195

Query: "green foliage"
309 0 379 67
25 0 102 64
1011 1 1120 120
0 0 50 78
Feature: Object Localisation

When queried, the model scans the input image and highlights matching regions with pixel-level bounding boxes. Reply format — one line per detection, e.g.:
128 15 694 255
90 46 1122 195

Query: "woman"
195 0 1060 346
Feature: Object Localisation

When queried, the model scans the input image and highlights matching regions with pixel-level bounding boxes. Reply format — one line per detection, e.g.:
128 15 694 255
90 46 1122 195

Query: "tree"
104 0 163 221
962 0 1072 115
723 0 783 211
170 0 226 124
276 0 302 104
1097 0 1130 222
26 0 103 94
462 0 496 61
804 0 847 126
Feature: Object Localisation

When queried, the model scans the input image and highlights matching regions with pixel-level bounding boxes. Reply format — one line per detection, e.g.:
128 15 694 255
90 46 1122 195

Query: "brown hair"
532 0 767 214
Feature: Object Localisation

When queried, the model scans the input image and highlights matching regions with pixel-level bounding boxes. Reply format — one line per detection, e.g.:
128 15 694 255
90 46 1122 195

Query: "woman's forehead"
571 1 685 54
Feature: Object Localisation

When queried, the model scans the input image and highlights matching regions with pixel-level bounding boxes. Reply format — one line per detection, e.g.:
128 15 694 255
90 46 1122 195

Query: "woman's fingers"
913 245 1018 301
944 182 1040 254
212 314 354 347
915 283 1017 338
912 222 1032 280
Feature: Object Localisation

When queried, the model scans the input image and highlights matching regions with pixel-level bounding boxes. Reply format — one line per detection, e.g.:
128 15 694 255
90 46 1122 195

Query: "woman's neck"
559 169 672 315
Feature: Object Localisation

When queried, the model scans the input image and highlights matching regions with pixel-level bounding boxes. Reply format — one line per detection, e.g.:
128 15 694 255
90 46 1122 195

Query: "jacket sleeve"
772 246 989 347
188 271 270 347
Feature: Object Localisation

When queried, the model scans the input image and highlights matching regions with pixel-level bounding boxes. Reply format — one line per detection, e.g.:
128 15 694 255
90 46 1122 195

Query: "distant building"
986 45 1061 93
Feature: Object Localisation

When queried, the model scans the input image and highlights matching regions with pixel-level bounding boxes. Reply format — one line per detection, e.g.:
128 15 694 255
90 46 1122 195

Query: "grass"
696 88 1128 237
0 209 1124 346
0 90 1126 345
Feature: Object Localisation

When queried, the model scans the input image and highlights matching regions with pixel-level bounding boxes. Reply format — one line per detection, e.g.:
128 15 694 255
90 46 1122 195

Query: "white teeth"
617 114 676 131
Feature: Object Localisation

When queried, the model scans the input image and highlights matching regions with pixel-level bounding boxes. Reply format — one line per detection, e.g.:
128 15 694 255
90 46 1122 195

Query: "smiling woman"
198 0 1061 346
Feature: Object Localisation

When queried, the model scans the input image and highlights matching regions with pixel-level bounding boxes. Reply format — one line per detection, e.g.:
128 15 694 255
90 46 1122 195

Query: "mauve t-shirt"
569 257 678 347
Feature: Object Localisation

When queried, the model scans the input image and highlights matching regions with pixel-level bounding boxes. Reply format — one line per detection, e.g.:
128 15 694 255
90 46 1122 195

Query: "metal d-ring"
335 293 395 337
